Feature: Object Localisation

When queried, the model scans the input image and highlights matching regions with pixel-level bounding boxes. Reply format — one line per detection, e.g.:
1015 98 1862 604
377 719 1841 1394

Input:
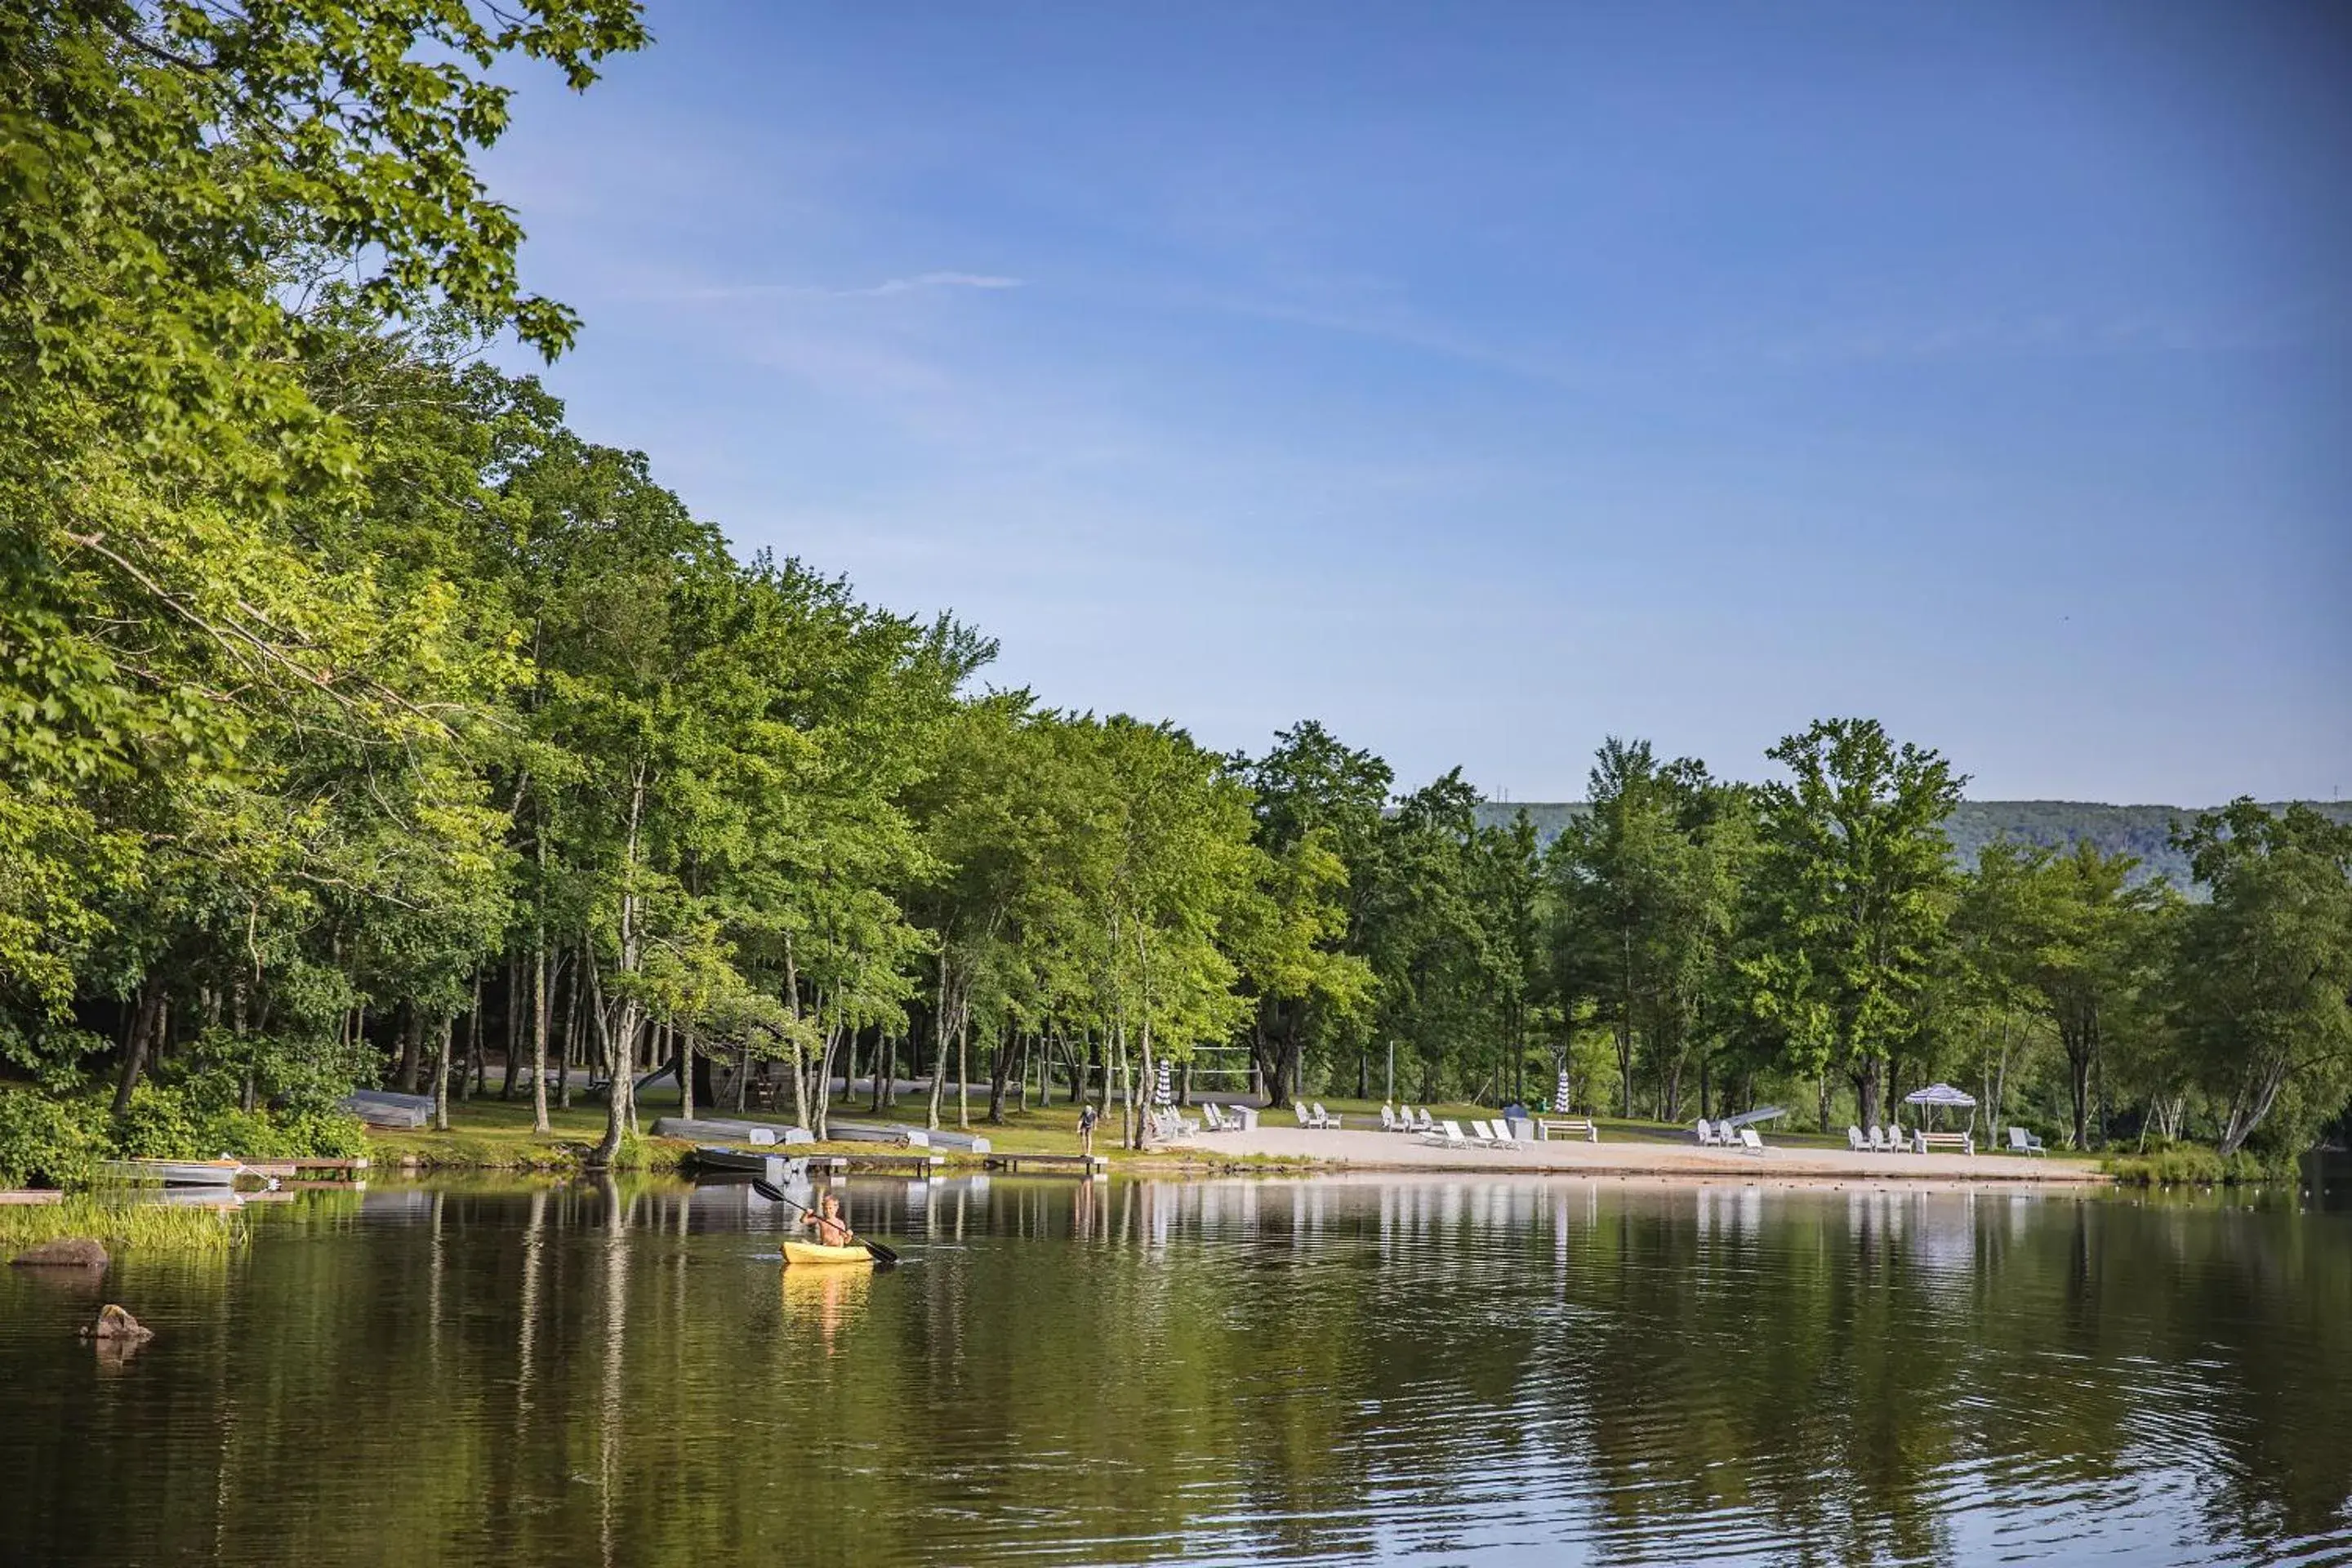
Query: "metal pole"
1386 1040 1394 1102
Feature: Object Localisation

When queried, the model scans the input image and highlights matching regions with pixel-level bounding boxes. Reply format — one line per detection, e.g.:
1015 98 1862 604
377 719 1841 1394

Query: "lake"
2 1175 2347 1566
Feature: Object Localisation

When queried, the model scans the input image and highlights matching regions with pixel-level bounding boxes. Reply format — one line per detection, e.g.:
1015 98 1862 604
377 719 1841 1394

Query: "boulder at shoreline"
11 1238 110 1270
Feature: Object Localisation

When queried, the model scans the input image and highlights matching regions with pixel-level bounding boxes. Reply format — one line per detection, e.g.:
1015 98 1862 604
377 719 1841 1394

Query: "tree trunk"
397 1007 423 1094
530 935 551 1134
927 955 951 1132
1854 1068 1880 1134
592 763 648 1169
982 1029 1011 1128
501 954 523 1100
113 987 163 1116
431 1014 454 1132
679 1030 695 1122
957 1013 971 1130
461 972 483 1101
2065 1035 2091 1152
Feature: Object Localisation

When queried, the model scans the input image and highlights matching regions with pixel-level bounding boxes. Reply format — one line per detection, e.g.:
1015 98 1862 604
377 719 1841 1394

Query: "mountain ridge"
1468 799 2352 889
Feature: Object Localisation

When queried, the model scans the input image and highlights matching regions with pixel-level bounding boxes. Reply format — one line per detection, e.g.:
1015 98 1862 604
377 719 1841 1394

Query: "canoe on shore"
782 1240 874 1267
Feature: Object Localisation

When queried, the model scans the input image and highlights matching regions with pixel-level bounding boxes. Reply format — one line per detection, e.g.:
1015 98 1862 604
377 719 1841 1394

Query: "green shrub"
110 1081 209 1160
108 1079 369 1164
2104 1143 2298 1186
0 1088 106 1187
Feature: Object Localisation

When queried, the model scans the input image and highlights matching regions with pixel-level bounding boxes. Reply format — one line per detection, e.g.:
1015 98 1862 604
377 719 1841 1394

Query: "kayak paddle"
752 1178 900 1265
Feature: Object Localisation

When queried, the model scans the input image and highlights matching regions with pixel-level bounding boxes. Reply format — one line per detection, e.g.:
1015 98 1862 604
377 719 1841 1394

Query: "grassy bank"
363 1097 689 1173
0 1195 248 1254
2102 1146 2301 1187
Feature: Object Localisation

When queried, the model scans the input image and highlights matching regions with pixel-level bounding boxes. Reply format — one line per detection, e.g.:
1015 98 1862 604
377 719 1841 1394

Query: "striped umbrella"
1155 1058 1174 1107
1555 1065 1572 1116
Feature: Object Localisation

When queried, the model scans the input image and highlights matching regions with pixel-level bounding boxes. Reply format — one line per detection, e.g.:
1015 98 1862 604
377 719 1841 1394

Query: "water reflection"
0 1175 2345 1567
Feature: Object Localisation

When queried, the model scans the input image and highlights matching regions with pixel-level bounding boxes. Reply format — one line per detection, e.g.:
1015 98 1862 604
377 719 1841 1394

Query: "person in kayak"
798 1192 853 1247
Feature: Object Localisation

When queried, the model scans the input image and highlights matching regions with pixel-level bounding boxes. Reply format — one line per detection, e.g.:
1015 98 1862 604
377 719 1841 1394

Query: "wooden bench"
985 1152 1111 1178
1913 1130 1973 1155
1537 1117 1599 1143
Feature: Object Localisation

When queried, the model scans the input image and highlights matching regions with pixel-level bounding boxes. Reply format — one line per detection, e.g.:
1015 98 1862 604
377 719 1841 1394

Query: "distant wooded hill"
1472 799 2352 889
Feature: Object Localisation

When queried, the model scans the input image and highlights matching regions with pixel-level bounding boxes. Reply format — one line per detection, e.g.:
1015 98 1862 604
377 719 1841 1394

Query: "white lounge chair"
2007 1125 2047 1156
1420 1119 1471 1149
1379 1103 1396 1131
1467 1119 1513 1149
1695 1119 1721 1147
1863 1125 1888 1152
1738 1127 1767 1155
1412 1107 1435 1134
1294 1100 1317 1128
1312 1102 1342 1130
1847 1125 1868 1152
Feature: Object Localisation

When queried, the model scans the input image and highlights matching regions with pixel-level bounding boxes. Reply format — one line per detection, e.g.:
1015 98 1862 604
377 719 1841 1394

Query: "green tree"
2172 801 2352 1154
1743 719 1963 1131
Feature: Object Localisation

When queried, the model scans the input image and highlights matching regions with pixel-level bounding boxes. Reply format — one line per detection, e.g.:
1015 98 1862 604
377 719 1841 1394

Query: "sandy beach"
1172 1124 2109 1183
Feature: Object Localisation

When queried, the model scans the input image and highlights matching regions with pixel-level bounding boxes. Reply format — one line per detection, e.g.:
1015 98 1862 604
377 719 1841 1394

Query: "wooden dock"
234 1156 370 1183
983 1152 1110 1178
827 1153 945 1175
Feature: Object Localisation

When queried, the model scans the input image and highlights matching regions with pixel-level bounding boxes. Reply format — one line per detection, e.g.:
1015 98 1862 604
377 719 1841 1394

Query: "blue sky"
483 2 2352 804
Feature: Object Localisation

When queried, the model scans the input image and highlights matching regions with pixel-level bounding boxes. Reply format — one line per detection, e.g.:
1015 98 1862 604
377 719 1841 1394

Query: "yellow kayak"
782 1240 874 1267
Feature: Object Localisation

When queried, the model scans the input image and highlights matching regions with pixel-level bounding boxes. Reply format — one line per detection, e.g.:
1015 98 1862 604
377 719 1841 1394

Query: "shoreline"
1166 1125 2111 1184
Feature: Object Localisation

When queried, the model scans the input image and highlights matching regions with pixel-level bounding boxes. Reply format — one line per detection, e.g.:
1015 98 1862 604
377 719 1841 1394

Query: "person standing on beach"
1077 1102 1098 1156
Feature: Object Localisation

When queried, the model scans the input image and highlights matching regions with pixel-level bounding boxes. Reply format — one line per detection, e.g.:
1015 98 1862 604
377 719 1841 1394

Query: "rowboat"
97 1158 243 1187
781 1240 874 1267
687 1146 804 1184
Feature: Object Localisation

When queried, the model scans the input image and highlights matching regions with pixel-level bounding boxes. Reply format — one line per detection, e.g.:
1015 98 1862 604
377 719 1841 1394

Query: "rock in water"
10 1238 109 1270
81 1303 153 1341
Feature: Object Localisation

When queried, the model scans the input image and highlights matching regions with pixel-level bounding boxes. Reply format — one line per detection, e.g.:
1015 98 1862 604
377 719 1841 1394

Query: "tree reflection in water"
0 1175 2344 1567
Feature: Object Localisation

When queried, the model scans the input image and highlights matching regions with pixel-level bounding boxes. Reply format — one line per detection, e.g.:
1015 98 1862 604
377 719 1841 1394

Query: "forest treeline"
1472 800 2352 893
4 2 2349 1183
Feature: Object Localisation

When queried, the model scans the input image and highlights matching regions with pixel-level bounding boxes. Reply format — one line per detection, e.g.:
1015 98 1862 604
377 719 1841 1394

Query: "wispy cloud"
656 271 1025 303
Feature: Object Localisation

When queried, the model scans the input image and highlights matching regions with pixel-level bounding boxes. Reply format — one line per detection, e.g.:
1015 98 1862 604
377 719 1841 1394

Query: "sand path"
1172 1124 2106 1183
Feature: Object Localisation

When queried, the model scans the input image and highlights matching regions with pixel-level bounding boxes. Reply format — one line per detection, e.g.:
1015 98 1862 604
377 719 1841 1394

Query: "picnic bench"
1913 1129 1973 1155
1537 1116 1600 1143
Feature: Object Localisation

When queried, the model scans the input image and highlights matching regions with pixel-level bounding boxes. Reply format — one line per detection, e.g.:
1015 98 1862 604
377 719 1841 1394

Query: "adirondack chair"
2007 1125 2047 1156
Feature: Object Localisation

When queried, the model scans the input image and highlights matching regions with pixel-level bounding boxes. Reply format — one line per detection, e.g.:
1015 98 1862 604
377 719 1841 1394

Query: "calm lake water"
2 1175 2348 1567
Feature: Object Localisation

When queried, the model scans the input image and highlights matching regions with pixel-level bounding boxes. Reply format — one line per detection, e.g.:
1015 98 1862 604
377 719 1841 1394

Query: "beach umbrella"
1555 1065 1572 1116
1903 1082 1977 1132
1155 1058 1174 1107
